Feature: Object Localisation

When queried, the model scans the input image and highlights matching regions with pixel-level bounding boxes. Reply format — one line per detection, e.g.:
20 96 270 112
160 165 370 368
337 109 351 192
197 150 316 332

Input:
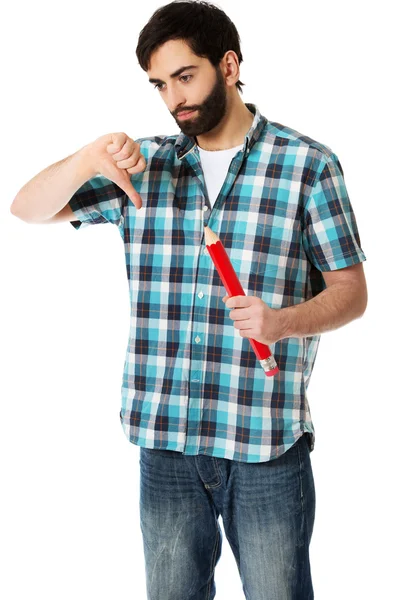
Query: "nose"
166 84 187 115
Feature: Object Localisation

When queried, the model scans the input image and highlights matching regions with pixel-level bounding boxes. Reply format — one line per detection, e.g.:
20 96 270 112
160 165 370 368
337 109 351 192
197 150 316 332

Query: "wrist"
76 144 98 180
279 306 296 339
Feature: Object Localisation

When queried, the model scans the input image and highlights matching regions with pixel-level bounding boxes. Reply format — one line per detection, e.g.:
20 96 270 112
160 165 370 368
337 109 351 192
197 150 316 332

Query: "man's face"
147 39 228 137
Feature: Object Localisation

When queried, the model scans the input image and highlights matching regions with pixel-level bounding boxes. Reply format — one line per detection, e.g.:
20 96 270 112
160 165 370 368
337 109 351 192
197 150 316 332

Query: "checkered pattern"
68 103 367 462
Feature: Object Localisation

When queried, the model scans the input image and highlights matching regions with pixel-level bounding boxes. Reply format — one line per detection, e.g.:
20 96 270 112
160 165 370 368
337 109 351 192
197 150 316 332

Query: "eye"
153 74 192 92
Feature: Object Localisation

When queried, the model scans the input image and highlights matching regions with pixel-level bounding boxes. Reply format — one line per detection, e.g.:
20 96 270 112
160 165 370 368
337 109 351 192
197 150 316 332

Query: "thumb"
112 167 143 209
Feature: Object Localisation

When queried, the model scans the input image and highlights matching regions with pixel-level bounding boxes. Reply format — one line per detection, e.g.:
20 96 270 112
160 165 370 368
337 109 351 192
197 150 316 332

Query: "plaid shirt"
68 103 367 462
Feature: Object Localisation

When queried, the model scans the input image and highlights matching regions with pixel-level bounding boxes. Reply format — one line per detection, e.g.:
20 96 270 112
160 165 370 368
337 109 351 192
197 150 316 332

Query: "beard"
172 66 228 138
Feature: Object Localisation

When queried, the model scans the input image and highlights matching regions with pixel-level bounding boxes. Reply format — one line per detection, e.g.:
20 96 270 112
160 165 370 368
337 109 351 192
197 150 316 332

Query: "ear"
219 50 240 88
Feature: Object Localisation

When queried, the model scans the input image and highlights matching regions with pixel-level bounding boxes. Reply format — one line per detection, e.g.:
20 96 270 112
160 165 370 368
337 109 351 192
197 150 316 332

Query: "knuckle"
112 132 124 145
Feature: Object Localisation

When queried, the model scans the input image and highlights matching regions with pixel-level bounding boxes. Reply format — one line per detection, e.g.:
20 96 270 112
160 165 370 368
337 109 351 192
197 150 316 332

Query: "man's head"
136 0 245 137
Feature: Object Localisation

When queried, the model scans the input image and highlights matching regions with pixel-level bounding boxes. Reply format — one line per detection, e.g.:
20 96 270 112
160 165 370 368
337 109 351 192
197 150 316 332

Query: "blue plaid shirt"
68 103 367 462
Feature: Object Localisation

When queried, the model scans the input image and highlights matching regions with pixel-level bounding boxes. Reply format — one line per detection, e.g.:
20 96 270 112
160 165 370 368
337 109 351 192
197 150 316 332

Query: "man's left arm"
281 262 368 339
224 151 368 344
281 150 368 339
223 262 368 344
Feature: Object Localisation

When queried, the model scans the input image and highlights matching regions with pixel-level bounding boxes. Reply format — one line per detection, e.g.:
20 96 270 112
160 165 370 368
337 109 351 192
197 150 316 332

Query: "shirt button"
195 336 201 343
198 291 204 299
203 246 208 254
203 205 208 212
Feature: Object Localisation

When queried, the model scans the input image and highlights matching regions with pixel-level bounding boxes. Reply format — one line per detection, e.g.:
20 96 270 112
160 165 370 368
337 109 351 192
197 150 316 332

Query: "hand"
84 132 146 209
222 294 289 345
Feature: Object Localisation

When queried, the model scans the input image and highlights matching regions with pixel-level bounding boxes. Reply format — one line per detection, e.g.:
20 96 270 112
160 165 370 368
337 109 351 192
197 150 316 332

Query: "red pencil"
204 226 279 377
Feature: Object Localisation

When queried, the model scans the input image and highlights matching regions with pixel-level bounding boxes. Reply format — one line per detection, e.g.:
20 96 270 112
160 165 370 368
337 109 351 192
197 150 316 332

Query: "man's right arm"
10 145 97 224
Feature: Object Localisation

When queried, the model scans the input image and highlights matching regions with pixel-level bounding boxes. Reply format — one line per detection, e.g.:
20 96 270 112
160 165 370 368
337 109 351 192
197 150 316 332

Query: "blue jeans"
139 433 315 600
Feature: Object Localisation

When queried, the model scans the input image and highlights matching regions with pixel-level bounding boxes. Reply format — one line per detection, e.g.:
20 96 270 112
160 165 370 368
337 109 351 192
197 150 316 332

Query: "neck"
195 97 254 151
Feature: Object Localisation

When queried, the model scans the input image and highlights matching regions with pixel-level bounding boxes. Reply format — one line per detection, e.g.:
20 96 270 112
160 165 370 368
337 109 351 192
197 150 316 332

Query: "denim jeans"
139 432 315 600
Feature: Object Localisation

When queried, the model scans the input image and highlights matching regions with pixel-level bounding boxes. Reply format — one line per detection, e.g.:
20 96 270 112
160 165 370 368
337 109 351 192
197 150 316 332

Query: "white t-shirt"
197 143 244 209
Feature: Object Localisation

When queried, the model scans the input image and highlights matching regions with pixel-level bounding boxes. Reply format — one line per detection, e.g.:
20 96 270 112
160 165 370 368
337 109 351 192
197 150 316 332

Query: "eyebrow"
148 65 198 84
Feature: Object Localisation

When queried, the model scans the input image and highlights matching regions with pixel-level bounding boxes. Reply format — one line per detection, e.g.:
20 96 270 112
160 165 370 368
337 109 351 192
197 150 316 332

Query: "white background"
1 0 398 598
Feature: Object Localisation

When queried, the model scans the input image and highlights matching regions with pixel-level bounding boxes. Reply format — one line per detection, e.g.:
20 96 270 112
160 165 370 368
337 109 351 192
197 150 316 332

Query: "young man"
11 1 368 598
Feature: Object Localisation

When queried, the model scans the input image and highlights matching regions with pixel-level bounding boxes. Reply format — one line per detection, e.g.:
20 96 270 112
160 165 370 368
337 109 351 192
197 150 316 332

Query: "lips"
177 109 197 119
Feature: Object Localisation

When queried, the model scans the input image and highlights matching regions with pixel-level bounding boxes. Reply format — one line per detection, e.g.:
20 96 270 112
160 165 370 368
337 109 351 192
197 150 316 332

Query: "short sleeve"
302 153 367 271
68 174 128 231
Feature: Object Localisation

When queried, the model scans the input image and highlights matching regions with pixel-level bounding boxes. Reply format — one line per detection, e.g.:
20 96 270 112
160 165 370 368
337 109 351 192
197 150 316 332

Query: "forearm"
281 283 366 339
10 144 96 223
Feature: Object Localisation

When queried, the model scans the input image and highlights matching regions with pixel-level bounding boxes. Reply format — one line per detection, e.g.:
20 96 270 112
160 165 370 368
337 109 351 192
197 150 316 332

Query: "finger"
236 322 253 331
113 140 139 163
231 309 250 320
124 155 147 173
239 329 252 337
106 132 127 154
116 155 139 169
227 296 251 309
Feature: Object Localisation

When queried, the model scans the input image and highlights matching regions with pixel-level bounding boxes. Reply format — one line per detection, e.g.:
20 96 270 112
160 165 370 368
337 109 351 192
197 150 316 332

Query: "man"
11 1 368 598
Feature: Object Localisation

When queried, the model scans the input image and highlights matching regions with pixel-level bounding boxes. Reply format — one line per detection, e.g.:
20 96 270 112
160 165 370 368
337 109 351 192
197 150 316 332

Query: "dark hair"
136 0 245 94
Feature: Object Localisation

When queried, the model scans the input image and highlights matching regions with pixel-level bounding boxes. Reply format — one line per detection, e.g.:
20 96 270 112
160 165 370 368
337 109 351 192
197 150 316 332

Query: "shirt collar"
175 103 267 160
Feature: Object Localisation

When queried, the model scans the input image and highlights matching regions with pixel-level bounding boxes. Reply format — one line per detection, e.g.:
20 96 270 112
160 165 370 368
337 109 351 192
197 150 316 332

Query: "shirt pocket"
223 220 280 277
228 250 281 307
229 251 279 277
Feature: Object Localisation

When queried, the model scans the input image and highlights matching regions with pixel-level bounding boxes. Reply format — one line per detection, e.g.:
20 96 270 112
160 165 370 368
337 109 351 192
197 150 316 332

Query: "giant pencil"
204 226 279 377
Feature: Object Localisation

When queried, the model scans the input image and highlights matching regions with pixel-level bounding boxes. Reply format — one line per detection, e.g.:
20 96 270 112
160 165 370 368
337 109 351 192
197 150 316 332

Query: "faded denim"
139 432 315 599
